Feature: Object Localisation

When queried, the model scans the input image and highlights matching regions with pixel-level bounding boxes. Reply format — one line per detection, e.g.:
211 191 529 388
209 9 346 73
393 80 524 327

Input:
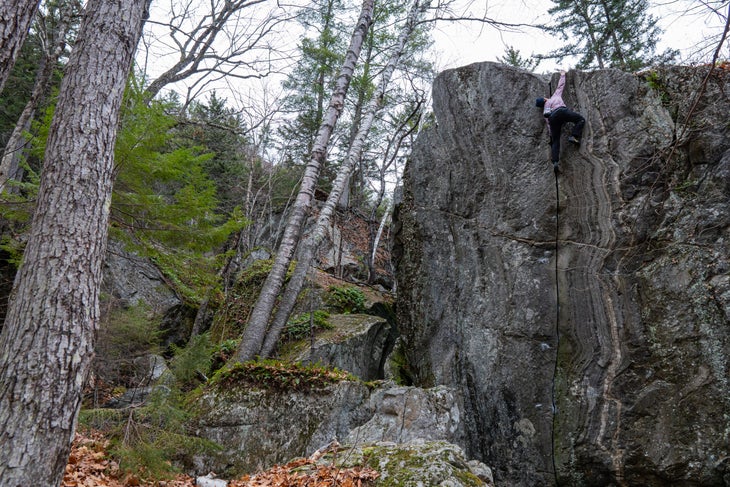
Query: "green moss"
283 310 333 342
387 341 415 386
210 360 356 393
324 285 367 313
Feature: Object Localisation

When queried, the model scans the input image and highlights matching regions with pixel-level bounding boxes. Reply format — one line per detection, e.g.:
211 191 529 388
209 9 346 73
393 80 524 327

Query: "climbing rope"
551 169 561 486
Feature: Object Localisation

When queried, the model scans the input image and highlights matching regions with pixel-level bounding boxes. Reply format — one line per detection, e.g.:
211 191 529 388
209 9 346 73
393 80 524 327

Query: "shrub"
324 286 366 314
283 310 332 342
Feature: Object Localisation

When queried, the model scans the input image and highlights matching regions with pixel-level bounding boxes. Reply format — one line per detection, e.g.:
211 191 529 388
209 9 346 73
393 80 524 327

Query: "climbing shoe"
553 162 561 173
568 136 581 145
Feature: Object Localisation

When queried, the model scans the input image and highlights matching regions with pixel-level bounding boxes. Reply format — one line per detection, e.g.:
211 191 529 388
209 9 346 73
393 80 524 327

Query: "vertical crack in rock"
394 62 730 486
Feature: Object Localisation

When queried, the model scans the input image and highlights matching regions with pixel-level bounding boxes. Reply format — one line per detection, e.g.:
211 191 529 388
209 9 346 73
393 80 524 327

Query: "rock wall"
393 62 730 486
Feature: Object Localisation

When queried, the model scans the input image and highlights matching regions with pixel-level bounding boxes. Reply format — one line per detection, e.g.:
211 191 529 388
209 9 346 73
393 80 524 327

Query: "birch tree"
259 0 428 358
366 98 423 284
0 0 80 193
278 0 346 166
0 0 149 483
235 0 375 362
0 0 41 94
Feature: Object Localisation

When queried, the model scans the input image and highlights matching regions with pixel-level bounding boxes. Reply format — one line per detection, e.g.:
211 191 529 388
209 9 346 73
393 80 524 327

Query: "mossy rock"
319 441 493 487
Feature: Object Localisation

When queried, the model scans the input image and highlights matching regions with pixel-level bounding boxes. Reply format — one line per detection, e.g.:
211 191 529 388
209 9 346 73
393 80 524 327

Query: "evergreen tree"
498 45 540 72
337 0 434 208
278 0 348 166
181 91 251 215
545 0 677 70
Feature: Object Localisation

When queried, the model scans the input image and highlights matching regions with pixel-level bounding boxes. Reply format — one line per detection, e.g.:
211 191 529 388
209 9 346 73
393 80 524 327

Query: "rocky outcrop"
343 385 464 446
289 313 398 381
102 240 180 313
394 63 730 486
330 441 495 486
193 380 373 476
193 378 475 477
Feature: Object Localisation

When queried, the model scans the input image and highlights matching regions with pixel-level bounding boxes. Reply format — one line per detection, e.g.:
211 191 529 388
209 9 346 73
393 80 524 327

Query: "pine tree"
498 45 540 72
545 0 677 70
278 0 347 166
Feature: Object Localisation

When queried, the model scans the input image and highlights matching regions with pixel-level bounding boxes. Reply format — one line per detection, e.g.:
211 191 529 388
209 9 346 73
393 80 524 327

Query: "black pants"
548 107 584 163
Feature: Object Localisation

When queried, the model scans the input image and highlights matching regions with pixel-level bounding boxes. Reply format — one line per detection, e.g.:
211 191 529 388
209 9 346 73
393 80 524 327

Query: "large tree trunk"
0 0 149 484
235 0 375 362
259 0 426 358
0 0 41 94
0 0 75 193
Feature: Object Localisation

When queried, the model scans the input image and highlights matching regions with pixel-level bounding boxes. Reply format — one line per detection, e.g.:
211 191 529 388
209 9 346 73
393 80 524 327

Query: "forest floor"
64 430 378 487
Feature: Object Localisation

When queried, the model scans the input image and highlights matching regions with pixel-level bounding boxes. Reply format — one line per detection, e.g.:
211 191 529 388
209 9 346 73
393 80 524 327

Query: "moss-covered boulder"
322 441 494 487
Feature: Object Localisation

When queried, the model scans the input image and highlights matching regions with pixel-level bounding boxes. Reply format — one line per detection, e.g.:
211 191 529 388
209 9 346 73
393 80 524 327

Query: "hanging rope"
550 168 561 486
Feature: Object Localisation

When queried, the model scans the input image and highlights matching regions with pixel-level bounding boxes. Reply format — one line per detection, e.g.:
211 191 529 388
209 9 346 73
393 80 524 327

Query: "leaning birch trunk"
0 0 41 94
0 0 149 484
235 0 375 362
259 0 426 358
369 195 393 281
0 1 73 193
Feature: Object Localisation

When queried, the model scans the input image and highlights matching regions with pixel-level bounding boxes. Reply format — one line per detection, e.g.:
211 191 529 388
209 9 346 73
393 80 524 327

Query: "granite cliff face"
393 62 730 486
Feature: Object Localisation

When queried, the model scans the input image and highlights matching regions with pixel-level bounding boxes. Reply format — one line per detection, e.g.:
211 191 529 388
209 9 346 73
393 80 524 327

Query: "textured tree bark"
0 0 74 193
235 0 375 362
0 0 41 94
0 0 149 484
259 0 425 359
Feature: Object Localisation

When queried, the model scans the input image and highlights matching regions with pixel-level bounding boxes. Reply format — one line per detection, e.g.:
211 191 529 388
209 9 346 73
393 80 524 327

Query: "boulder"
102 240 180 313
343 385 464 446
289 313 398 381
331 441 494 487
394 63 730 485
192 380 372 476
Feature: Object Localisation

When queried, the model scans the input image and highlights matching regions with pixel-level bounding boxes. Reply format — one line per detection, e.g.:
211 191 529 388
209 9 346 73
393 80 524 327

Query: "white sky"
431 0 729 73
138 0 730 125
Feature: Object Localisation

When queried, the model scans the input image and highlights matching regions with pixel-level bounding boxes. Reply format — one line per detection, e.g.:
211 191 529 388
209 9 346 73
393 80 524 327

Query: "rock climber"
535 70 585 172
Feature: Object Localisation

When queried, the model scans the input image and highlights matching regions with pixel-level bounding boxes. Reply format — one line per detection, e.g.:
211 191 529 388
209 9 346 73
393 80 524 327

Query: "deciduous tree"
0 0 41 94
259 0 429 358
0 0 149 483
235 0 375 362
141 0 289 104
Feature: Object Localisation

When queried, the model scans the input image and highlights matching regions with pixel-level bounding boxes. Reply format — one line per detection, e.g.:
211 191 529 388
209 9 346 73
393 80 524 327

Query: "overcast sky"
431 0 729 73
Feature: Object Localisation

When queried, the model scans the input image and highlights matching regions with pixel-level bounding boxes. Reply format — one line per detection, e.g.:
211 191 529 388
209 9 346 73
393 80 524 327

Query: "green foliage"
283 310 333 342
80 387 220 480
114 84 244 251
498 45 541 72
212 360 354 392
278 0 347 166
543 0 678 71
168 333 214 389
644 70 672 105
0 33 42 148
92 303 162 389
81 333 232 480
19 78 246 305
168 333 244 391
110 82 246 304
325 285 366 314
